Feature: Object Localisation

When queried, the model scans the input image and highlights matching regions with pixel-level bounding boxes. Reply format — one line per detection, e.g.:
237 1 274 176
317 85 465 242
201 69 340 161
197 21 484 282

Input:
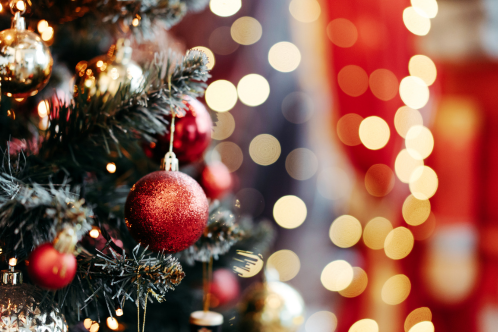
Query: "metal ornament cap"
1 269 23 285
190 310 223 326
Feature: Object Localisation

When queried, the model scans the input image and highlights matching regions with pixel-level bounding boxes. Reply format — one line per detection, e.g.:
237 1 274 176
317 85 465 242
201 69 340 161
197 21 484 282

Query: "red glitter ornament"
143 98 213 164
201 162 232 200
124 171 209 253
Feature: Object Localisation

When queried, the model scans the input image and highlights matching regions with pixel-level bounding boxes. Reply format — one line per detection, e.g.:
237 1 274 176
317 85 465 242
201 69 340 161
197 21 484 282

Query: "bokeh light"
266 249 301 282
106 317 118 331
409 322 435 332
205 80 238 112
402 195 430 226
327 18 358 48
237 74 270 106
369 69 399 101
233 251 264 278
192 46 216 70
106 162 116 174
41 27 54 41
317 167 351 200
384 227 415 260
281 92 314 124
405 307 432 332
339 267 368 298
395 149 424 183
405 126 434 160
273 195 307 229
338 65 368 97
359 116 390 150
234 188 265 217
268 42 301 72
231 17 263 45
411 0 438 18
214 142 243 172
321 260 354 291
329 215 362 248
348 319 379 332
38 100 49 118
289 0 321 23
212 112 235 140
403 7 431 36
409 55 437 86
249 134 281 166
409 166 438 200
381 274 411 305
285 148 319 180
365 164 395 197
399 76 430 110
209 0 241 17
363 217 393 250
410 212 436 241
38 20 49 33
209 27 239 55
394 106 424 138
305 311 338 332
337 113 363 146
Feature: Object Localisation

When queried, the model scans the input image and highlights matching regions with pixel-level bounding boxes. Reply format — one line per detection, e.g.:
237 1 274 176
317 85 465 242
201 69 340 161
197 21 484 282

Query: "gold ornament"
74 39 143 98
0 7 53 98
238 281 305 332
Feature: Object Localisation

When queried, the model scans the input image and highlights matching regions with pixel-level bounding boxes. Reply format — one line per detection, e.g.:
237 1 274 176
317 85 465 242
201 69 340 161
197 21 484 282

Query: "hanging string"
203 256 214 312
162 75 178 171
136 268 151 332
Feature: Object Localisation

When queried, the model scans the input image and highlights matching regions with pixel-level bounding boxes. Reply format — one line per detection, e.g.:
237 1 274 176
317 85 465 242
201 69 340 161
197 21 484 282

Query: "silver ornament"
0 269 68 332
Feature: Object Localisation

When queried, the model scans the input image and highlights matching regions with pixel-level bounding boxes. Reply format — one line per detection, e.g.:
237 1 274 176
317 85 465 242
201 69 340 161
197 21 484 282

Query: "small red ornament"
201 162 232 200
143 98 213 164
124 171 209 253
210 269 240 306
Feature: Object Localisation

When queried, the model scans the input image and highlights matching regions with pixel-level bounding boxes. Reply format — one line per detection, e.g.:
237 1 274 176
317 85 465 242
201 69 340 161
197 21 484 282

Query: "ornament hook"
161 151 179 171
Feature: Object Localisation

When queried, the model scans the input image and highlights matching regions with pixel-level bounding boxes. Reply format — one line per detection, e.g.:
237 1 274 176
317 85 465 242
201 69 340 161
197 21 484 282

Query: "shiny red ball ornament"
28 243 77 290
201 162 233 200
210 269 240 306
143 98 213 164
124 171 209 253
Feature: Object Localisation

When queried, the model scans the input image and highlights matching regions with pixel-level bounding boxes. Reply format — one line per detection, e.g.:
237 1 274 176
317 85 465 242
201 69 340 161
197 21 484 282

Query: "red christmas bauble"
124 171 209 253
201 162 232 200
210 269 240 306
144 98 213 164
27 243 77 290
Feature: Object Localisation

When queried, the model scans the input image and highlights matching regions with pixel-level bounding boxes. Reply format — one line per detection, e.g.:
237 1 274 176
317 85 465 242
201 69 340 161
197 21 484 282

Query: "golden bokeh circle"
330 215 362 248
399 76 430 110
363 217 393 250
327 18 358 48
268 42 301 73
409 322 434 332
395 149 424 184
369 69 399 101
403 7 431 36
409 55 437 86
249 134 281 166
359 116 390 150
365 164 395 197
321 260 354 292
337 113 363 146
402 195 430 226
404 307 432 332
339 267 368 298
348 319 379 332
381 274 411 305
394 106 423 138
212 112 235 140
209 0 241 17
338 65 368 97
285 148 319 180
205 80 238 112
266 249 301 282
237 74 270 107
405 125 434 160
384 227 415 260
214 142 243 172
289 0 321 23
411 0 438 19
191 46 215 70
305 311 338 332
273 195 307 229
409 166 438 200
231 16 263 45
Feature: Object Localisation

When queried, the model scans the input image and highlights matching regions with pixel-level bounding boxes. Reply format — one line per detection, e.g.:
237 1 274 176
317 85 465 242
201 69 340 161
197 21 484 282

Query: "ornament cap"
161 152 179 171
114 39 133 64
11 12 25 31
1 269 23 285
53 227 77 254
189 311 223 326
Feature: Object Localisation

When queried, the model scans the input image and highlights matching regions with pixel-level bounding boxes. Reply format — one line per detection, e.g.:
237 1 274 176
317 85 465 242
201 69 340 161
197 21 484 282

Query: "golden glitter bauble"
239 281 305 332
74 39 143 98
0 13 53 98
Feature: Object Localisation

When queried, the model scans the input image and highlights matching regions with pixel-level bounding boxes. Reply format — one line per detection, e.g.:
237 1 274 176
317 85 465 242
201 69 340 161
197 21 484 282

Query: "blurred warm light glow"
106 317 118 331
409 166 438 200
38 20 49 33
235 188 265 217
106 162 116 174
348 319 379 332
192 46 215 70
89 322 99 332
231 17 262 45
381 274 411 305
405 125 434 160
285 148 318 180
205 80 238 112
409 55 437 86
317 167 351 200
237 74 270 106
89 226 100 239
214 142 243 172
249 134 281 166
329 215 362 248
337 113 363 146
327 18 358 48
268 42 301 72
289 0 321 23
402 195 430 226
338 65 368 97
281 92 314 124
364 164 395 197
369 69 399 101
408 322 435 332
41 27 54 41
405 307 432 332
273 195 307 229
411 0 438 19
339 267 368 298
38 100 49 118
395 106 423 138
400 76 430 110
403 7 431 36
132 18 139 26
233 251 264 278
39 116 49 130
212 112 235 140
15 1 25 11
384 227 415 260
209 0 241 17
410 212 436 241
305 311 338 332
395 149 424 183
83 319 92 330
209 27 239 55
8 257 17 266
359 116 390 150
266 249 301 282
321 260 354 291
115 308 123 316
363 217 393 250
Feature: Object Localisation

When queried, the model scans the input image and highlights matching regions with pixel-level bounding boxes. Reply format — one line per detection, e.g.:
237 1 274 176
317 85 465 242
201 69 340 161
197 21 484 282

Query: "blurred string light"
321 260 354 291
83 319 100 332
231 17 262 45
249 134 281 166
233 250 264 278
337 113 363 146
191 46 215 70
237 74 270 106
289 0 321 23
359 116 390 150
348 319 379 332
132 17 140 27
369 69 399 101
89 226 100 239
329 215 362 248
411 0 438 19
273 195 307 229
209 27 239 55
394 106 423 138
409 165 438 200
339 267 368 298
266 249 301 282
214 142 243 172
281 91 314 124
399 76 430 109
395 149 424 183
268 42 301 72
405 125 434 160
305 311 338 332
41 27 54 41
38 100 49 118
363 217 393 250
209 0 241 17
205 80 238 112
285 148 318 180
338 65 368 97
327 18 358 48
211 112 235 140
384 227 415 260
38 20 49 33
408 322 435 332
15 0 25 11
381 274 411 305
403 7 431 36
106 162 116 173
409 55 437 86
405 307 432 332
364 164 395 197
106 317 118 331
